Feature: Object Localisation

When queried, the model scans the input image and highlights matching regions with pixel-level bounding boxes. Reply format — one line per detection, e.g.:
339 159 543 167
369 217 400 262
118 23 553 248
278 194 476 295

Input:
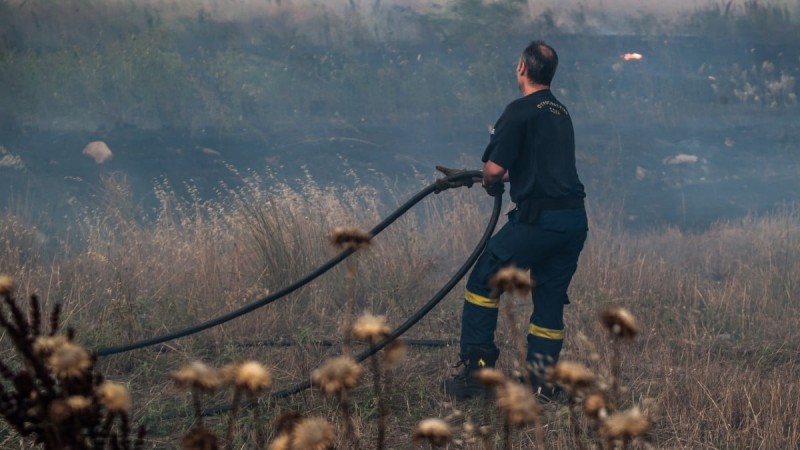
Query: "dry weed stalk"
489 266 533 380
171 361 224 427
548 360 597 450
599 307 640 408
352 312 392 450
487 267 548 449
0 285 145 449
474 368 507 450
495 380 542 450
223 361 273 449
311 356 363 449
329 227 372 355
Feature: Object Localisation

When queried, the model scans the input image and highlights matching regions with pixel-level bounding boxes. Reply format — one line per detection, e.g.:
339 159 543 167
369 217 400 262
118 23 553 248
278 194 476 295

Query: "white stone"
83 141 113 164
662 154 698 165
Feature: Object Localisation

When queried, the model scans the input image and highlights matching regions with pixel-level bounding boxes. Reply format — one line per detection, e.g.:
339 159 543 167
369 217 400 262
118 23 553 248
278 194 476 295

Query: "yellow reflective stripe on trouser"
465 290 499 308
529 323 564 340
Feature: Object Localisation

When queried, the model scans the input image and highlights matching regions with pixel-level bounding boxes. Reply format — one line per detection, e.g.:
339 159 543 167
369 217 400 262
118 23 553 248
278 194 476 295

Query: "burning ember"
622 52 643 61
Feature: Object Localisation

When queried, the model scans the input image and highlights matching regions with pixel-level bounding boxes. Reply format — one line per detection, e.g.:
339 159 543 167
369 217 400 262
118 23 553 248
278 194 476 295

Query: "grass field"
1 172 799 448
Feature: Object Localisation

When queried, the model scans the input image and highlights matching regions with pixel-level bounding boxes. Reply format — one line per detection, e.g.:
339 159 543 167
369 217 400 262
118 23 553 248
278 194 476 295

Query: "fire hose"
92 169 502 408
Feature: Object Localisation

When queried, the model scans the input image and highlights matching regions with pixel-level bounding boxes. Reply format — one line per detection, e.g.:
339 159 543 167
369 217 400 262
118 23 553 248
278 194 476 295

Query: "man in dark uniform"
444 41 588 400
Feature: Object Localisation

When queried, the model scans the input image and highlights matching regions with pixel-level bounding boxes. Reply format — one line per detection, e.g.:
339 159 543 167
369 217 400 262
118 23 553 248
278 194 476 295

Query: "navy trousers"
459 207 588 369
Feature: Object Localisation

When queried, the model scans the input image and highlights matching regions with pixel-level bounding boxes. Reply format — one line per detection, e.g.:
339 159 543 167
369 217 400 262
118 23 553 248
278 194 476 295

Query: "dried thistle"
383 339 407 368
495 380 541 426
600 407 649 441
413 418 452 447
311 356 362 395
599 307 640 339
66 395 93 412
33 335 68 356
97 381 132 413
474 367 506 388
0 293 146 449
171 361 224 391
233 361 273 394
489 266 532 298
290 417 336 450
547 360 595 393
47 341 91 379
329 227 372 250
267 434 291 450
583 393 609 420
352 312 390 343
0 274 15 295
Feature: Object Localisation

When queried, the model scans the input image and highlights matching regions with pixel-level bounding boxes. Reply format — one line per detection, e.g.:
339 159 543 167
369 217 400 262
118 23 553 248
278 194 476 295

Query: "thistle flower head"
413 418 452 447
97 381 131 413
33 335 68 356
66 395 93 412
600 307 640 339
383 339 407 368
547 360 595 393
329 227 372 250
474 368 506 388
0 274 15 296
289 417 335 450
311 356 362 395
601 407 649 440
495 380 541 426
351 313 390 343
47 342 91 379
583 393 608 420
267 434 290 450
489 266 532 298
234 361 273 394
171 361 223 391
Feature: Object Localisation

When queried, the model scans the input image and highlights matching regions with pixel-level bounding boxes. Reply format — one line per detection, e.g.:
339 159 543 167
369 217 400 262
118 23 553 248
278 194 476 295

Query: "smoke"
1 0 798 231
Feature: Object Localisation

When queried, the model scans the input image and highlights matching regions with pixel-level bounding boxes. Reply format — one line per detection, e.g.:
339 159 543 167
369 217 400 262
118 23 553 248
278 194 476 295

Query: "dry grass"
1 175 799 448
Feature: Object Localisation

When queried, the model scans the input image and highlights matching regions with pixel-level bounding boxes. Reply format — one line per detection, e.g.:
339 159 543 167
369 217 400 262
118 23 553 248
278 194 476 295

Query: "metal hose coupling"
434 165 483 193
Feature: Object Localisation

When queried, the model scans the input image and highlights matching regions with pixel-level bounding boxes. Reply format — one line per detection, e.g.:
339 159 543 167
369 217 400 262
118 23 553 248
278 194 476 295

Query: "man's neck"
521 83 550 96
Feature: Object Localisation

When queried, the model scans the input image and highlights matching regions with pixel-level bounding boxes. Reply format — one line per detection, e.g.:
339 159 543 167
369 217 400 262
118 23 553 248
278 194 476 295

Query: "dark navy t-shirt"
481 89 585 204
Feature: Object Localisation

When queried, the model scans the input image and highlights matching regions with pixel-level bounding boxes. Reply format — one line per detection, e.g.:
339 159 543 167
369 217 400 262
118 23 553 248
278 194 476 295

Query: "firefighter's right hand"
482 181 505 197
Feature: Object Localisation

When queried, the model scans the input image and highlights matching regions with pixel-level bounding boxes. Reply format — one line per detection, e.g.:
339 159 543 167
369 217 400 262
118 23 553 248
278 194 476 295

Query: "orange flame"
623 53 643 61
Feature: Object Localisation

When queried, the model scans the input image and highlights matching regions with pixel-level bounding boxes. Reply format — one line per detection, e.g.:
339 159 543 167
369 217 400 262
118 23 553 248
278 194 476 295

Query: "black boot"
443 346 500 400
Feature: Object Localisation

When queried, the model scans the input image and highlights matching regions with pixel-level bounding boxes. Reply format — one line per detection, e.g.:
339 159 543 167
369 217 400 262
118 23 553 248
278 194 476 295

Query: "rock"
82 141 113 164
0 146 25 170
662 153 698 165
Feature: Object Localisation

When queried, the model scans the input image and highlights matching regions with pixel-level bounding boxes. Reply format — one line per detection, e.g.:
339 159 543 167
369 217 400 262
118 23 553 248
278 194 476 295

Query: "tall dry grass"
1 174 799 448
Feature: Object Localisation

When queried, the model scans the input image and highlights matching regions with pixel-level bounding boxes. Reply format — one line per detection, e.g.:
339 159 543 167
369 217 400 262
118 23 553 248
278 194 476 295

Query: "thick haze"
0 0 798 232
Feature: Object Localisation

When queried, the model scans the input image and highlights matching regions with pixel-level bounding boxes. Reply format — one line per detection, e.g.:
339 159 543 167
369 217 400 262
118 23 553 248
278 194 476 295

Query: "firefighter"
443 41 588 401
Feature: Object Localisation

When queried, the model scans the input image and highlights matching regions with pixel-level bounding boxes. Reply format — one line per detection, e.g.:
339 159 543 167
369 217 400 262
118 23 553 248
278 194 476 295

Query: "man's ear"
517 59 525 75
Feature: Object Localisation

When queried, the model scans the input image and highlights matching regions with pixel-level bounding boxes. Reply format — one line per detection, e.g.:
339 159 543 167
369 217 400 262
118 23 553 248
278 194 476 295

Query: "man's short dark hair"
522 41 558 85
